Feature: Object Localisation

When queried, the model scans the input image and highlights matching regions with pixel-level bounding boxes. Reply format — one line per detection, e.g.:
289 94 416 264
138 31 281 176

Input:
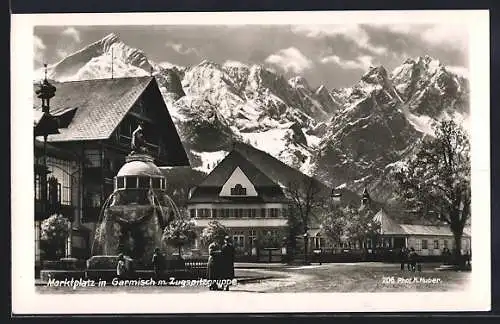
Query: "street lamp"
34 64 59 219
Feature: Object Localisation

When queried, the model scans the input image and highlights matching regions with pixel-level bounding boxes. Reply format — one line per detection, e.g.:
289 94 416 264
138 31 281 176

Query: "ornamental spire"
35 63 56 113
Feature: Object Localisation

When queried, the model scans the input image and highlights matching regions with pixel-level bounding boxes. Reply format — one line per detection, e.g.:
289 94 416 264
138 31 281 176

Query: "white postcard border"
11 10 491 314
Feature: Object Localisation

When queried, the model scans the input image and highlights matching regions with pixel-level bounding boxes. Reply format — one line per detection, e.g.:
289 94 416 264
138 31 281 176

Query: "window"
444 240 449 249
249 209 256 218
35 221 41 262
190 209 196 218
46 158 72 205
233 235 245 250
198 208 210 218
230 184 247 196
212 209 218 218
269 208 279 217
116 177 125 189
138 177 150 188
248 230 257 247
86 191 101 208
434 240 439 249
261 208 266 218
415 239 422 251
422 239 428 250
85 149 101 167
126 176 138 188
35 174 41 200
152 178 161 189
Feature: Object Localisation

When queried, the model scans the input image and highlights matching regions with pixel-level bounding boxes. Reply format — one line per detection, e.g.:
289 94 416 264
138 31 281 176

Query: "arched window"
230 183 247 195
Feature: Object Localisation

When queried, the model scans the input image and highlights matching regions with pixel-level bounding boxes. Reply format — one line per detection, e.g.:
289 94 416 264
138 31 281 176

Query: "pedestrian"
207 241 221 290
408 247 418 272
400 247 408 271
117 253 127 279
152 247 164 280
221 236 235 291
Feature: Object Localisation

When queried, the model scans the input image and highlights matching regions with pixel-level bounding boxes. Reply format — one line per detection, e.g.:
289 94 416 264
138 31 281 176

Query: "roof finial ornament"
36 63 56 113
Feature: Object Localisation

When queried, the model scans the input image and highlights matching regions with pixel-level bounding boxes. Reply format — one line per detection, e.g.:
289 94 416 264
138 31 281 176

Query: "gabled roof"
33 76 153 142
197 150 277 188
188 149 288 203
373 209 406 235
373 209 472 238
232 142 329 191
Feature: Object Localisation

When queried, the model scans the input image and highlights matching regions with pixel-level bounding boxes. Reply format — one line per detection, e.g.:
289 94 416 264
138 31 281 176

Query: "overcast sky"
34 24 468 89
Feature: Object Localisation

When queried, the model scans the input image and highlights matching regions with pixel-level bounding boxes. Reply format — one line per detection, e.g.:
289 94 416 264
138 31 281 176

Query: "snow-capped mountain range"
36 33 470 202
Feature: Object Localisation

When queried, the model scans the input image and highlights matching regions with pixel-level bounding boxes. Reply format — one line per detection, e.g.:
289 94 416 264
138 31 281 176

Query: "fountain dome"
114 154 166 191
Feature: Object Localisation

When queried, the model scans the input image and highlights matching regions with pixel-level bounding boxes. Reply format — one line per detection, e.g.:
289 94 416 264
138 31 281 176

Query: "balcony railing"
118 134 160 156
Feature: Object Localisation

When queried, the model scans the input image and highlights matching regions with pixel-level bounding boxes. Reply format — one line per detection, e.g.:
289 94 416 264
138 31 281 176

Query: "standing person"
408 247 418 272
207 241 221 291
152 247 164 280
221 236 235 291
117 254 127 279
400 247 408 271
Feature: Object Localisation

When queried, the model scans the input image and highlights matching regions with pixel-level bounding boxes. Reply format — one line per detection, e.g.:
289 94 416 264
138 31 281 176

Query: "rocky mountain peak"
361 65 389 85
288 76 310 90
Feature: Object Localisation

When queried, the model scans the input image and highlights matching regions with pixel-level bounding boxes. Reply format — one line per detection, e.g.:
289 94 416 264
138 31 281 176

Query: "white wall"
407 235 472 256
219 167 258 197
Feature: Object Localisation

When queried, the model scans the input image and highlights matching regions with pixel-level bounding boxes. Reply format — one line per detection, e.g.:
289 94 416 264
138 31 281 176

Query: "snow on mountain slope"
191 150 229 173
314 56 469 201
35 34 470 203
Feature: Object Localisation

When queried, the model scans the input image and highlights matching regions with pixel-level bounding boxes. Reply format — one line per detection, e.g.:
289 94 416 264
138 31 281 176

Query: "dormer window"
231 184 247 196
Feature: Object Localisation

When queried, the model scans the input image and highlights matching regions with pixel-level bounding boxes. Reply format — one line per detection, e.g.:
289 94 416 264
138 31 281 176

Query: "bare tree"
392 119 470 265
284 177 330 254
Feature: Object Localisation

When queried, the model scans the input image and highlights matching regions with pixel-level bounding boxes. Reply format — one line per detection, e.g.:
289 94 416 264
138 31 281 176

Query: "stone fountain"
87 125 181 273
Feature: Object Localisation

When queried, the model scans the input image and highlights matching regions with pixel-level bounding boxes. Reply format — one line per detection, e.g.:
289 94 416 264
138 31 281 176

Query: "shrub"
200 220 229 248
40 214 71 260
162 218 197 259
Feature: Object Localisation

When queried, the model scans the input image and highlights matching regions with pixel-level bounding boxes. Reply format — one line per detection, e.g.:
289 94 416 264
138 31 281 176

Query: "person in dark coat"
117 254 127 279
152 247 164 280
408 247 418 272
400 247 408 271
221 236 235 290
207 241 221 290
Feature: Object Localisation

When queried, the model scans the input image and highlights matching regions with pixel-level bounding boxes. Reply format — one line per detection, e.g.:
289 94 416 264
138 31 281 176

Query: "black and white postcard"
11 10 491 313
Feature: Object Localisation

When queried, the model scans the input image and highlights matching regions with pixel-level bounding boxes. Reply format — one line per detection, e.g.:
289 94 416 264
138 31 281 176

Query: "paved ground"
231 262 471 293
35 262 471 294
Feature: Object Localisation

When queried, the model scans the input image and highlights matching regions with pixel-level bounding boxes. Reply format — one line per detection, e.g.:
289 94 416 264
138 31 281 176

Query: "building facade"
33 76 189 261
187 150 291 256
34 139 85 264
373 209 472 256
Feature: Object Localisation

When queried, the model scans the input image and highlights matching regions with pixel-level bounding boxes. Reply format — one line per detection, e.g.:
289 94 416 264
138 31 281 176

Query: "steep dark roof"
188 149 288 203
198 150 277 187
232 142 329 191
33 76 153 142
